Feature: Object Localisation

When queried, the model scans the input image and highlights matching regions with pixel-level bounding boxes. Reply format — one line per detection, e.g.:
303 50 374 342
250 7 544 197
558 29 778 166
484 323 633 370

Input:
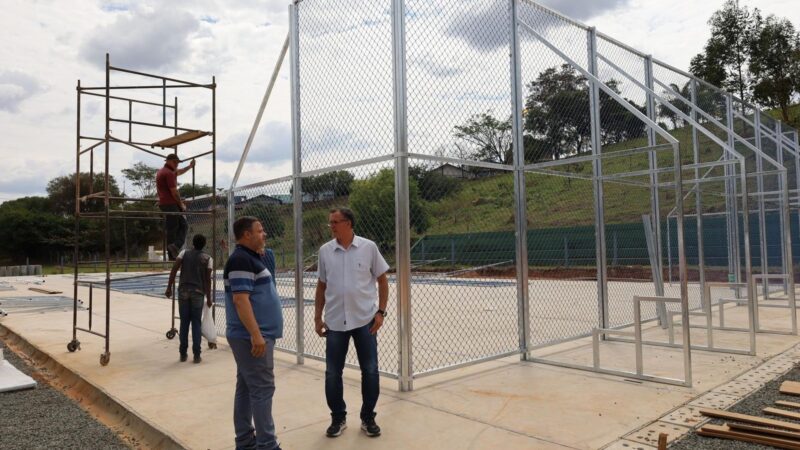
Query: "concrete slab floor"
0 274 799 450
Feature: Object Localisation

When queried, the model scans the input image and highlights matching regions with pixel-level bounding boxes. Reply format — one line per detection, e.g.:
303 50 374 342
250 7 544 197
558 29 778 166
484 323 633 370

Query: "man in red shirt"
156 154 195 260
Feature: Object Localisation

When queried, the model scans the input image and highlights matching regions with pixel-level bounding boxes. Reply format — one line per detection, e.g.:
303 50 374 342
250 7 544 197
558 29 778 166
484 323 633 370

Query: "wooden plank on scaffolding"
781 381 800 396
728 422 800 441
777 400 800 409
698 424 800 449
766 407 800 421
699 408 800 432
28 287 62 295
151 130 210 149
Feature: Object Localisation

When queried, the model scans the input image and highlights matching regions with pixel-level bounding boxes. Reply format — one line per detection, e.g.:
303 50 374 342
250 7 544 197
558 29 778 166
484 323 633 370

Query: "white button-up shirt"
317 235 390 331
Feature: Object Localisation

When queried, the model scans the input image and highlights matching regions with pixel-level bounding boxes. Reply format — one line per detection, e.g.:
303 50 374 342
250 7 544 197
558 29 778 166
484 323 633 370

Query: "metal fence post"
689 79 706 302
587 27 609 330
226 190 236 256
725 95 742 284
776 120 789 294
753 112 768 297
644 56 666 325
392 0 413 392
289 3 305 364
510 0 531 360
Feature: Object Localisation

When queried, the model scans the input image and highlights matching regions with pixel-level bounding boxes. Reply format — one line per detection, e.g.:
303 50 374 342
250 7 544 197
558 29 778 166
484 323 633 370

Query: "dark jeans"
178 291 203 356
325 321 379 422
159 204 187 250
229 337 278 450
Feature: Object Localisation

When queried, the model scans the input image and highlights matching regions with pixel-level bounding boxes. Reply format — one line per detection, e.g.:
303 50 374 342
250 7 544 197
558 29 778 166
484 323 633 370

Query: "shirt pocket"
354 258 371 274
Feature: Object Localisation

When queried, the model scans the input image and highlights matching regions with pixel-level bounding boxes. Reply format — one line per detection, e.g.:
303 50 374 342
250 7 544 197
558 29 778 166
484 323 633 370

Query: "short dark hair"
192 234 206 250
233 216 260 240
329 207 355 228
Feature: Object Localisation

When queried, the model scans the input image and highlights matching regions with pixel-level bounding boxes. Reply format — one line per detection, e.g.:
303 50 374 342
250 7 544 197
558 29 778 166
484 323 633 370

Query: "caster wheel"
166 329 177 339
67 340 80 352
99 353 110 366
208 342 217 350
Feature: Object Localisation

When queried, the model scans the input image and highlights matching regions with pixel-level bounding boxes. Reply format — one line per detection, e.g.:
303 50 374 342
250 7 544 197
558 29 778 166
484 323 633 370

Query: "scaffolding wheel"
208 342 217 350
166 329 177 340
100 352 110 366
67 340 80 352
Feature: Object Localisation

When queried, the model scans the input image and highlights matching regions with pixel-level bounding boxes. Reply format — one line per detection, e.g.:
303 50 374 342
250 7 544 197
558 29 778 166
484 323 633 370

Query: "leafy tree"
409 164 462 202
658 82 692 129
300 170 354 201
239 203 286 238
121 162 158 199
690 0 758 103
749 14 800 122
46 172 120 216
179 183 215 199
453 112 513 164
523 65 643 159
349 168 429 250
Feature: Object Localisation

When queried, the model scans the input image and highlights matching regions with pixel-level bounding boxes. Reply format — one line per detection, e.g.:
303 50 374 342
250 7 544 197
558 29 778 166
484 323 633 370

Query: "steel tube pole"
754 112 769 298
690 79 706 305
587 28 609 330
392 0 413 392
289 3 305 364
510 0 530 360
644 56 666 326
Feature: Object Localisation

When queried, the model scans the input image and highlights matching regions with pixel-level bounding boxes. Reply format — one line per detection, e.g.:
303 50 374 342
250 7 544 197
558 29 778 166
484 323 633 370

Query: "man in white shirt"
314 207 389 438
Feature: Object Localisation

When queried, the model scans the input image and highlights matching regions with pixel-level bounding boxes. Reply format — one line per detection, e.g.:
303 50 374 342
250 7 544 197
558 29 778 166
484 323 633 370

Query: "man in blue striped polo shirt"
224 216 283 450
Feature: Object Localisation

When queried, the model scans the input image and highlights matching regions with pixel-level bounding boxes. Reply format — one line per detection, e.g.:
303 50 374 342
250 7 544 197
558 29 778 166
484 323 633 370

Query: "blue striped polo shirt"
224 245 284 340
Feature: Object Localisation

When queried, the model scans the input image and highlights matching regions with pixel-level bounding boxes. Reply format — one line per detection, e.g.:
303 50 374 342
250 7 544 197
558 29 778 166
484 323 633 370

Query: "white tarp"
0 350 36 393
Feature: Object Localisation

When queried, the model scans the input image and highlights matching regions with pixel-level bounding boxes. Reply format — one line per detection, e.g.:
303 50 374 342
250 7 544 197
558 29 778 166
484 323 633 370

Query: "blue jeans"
325 321 379 422
229 337 278 450
178 292 203 357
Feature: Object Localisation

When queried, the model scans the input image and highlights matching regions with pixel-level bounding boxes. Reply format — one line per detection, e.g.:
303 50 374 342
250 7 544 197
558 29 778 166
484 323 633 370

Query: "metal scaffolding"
67 54 217 366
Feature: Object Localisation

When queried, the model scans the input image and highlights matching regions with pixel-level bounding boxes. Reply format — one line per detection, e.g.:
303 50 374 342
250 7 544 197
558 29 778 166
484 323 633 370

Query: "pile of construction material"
698 381 800 449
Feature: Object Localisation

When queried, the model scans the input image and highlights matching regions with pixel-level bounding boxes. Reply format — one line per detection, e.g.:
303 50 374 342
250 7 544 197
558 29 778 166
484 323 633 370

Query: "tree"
179 183 215 199
690 0 758 103
749 15 800 122
121 162 158 199
453 111 513 164
409 164 462 202
300 170 354 201
523 65 643 158
349 168 429 250
524 65 590 159
240 203 286 238
46 172 121 216
658 82 692 130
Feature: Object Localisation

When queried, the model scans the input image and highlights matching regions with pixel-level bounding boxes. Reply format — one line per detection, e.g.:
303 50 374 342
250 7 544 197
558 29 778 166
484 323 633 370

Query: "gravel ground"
671 364 800 449
0 339 130 450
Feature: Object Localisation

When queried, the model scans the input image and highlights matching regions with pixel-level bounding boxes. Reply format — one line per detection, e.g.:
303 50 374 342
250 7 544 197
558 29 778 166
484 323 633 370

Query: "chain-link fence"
219 0 800 389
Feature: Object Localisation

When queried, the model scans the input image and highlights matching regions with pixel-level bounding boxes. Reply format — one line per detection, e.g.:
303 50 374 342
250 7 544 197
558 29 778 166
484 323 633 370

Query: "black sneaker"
361 418 381 437
326 418 346 437
193 355 201 364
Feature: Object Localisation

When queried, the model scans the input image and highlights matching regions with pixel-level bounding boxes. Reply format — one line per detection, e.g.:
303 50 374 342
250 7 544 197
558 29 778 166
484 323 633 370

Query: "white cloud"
0 71 43 112
79 5 200 71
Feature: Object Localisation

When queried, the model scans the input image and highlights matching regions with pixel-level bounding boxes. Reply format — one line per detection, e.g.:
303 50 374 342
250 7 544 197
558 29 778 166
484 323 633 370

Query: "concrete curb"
0 323 189 450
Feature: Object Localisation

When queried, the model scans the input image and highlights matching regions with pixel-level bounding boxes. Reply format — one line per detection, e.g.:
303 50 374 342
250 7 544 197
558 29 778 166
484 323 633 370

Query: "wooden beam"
699 408 800 432
781 381 800 396
728 422 800 441
765 407 800 421
699 424 800 450
777 400 800 409
28 287 62 295
151 130 210 149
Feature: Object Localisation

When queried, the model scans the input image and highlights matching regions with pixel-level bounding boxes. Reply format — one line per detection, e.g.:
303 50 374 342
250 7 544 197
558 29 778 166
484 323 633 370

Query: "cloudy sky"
1 0 798 202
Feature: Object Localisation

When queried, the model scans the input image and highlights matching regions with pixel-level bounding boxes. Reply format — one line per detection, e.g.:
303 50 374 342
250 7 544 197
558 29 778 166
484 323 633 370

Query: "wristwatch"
376 309 386 318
